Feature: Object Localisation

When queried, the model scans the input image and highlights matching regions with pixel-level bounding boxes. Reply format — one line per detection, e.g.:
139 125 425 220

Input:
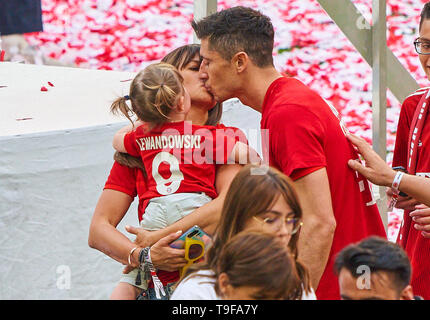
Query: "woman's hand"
122 229 187 273
125 225 165 248
386 188 421 211
346 133 396 187
148 231 187 271
410 204 430 238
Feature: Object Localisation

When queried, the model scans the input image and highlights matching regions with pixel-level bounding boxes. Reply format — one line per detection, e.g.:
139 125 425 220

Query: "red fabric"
393 88 430 299
124 121 245 203
406 91 430 174
104 161 179 286
104 161 139 198
289 166 325 181
261 77 386 300
104 122 246 288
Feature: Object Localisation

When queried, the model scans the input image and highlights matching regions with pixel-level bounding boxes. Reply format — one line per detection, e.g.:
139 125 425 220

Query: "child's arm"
112 123 135 153
112 120 145 154
229 142 262 165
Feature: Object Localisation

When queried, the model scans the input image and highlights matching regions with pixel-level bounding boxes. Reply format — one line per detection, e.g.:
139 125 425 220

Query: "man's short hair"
191 6 274 68
420 2 430 31
334 236 411 292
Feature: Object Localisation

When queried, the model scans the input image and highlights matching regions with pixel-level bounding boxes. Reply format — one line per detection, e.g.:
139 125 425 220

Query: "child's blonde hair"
111 62 185 126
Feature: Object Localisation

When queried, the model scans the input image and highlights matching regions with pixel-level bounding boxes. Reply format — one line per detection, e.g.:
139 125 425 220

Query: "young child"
110 62 259 299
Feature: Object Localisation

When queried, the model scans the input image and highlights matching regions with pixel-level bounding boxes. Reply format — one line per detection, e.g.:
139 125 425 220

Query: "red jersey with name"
103 161 180 286
261 77 386 300
124 121 244 206
392 87 430 299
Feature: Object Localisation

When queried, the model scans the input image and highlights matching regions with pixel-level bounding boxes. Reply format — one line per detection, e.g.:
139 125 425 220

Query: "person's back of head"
111 62 186 127
334 236 415 300
192 6 274 68
215 231 302 300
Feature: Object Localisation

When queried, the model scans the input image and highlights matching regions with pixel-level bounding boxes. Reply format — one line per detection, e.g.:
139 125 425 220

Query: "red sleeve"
124 130 141 157
392 96 417 169
289 166 325 181
214 126 249 164
104 161 138 198
268 105 327 177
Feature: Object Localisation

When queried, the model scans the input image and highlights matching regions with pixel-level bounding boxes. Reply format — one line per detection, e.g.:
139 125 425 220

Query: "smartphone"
169 225 212 249
392 166 408 197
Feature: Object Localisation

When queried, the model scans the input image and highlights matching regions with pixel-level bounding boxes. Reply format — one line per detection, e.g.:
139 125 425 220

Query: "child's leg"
111 268 147 300
110 282 142 300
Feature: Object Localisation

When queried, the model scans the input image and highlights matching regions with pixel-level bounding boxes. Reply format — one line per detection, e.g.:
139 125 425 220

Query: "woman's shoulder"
170 269 219 300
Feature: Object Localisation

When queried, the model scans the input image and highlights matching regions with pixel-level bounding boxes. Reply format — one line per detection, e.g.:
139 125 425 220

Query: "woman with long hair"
170 164 315 300
88 44 244 300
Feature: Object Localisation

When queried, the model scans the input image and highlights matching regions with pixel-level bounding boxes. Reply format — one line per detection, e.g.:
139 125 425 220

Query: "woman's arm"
346 133 430 207
88 189 186 271
88 189 140 266
127 164 243 247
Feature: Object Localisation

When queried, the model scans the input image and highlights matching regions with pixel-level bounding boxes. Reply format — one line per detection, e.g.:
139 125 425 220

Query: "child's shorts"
140 192 212 231
118 192 212 290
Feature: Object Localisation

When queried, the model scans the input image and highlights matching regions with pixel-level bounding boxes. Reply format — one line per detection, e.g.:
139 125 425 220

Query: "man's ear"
232 51 249 73
399 285 414 300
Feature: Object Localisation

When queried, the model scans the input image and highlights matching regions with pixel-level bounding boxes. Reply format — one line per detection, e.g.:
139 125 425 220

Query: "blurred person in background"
334 236 422 300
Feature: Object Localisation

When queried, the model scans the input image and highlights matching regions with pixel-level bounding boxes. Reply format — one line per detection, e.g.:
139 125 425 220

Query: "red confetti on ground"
48 81 54 87
41 86 48 91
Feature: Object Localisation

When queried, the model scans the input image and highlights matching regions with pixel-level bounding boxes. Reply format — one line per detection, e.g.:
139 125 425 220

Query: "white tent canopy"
0 62 261 299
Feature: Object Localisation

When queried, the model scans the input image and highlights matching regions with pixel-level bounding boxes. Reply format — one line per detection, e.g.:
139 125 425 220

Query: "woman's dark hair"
420 2 430 31
214 231 302 300
334 236 412 294
114 44 223 169
176 164 312 299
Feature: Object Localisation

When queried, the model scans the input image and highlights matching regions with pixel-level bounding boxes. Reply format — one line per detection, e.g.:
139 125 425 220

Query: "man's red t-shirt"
392 87 430 299
261 77 387 300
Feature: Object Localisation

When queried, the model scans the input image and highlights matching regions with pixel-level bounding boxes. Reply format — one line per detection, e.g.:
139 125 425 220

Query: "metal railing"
193 0 420 230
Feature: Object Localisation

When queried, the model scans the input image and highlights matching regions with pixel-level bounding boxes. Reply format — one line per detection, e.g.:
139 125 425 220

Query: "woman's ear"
232 52 249 73
217 273 231 298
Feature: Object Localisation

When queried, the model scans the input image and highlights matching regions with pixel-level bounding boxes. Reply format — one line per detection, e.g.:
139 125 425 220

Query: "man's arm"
293 167 337 290
128 164 243 247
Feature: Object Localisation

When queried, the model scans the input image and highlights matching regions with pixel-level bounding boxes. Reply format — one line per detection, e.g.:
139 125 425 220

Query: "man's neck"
236 67 283 113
